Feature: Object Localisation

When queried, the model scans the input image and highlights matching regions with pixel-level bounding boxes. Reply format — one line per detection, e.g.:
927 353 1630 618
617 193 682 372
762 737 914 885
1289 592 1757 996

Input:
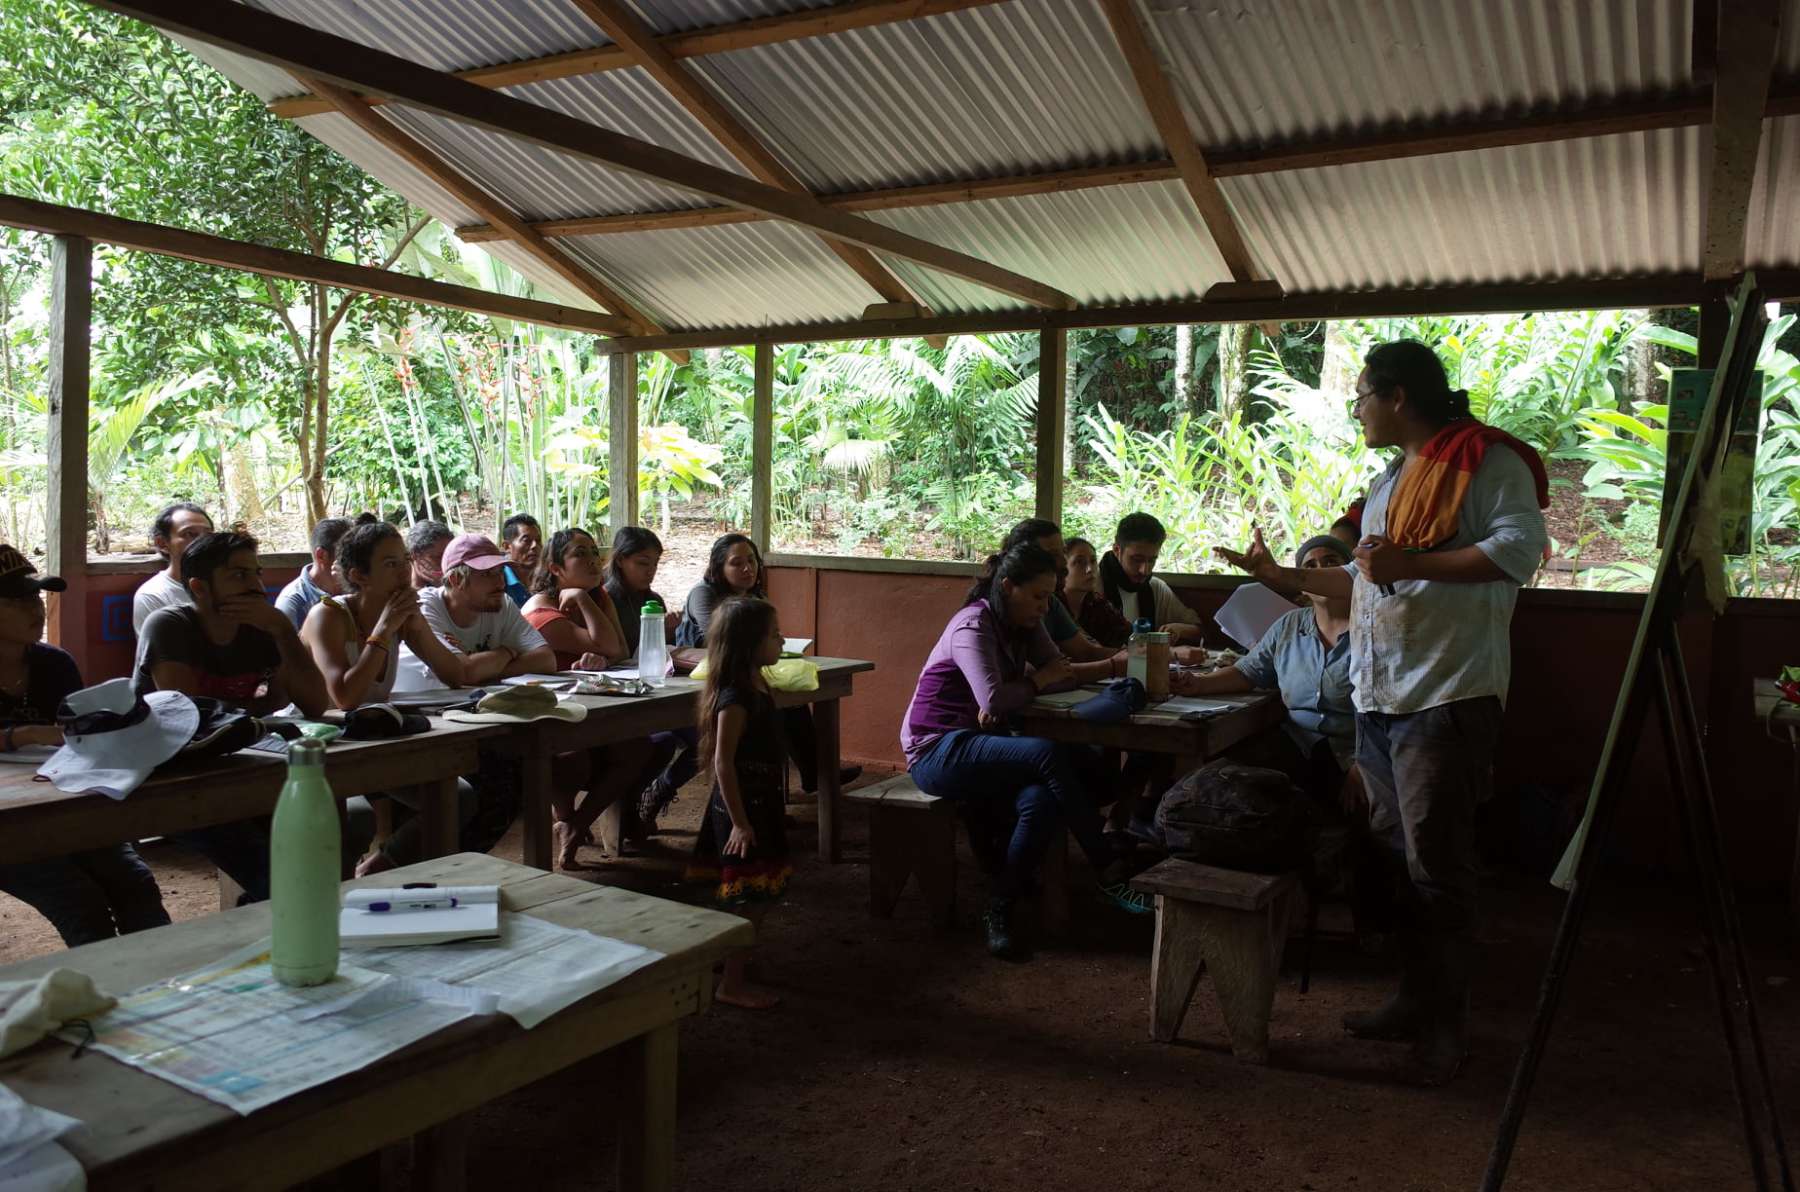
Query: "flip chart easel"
1482 275 1793 1191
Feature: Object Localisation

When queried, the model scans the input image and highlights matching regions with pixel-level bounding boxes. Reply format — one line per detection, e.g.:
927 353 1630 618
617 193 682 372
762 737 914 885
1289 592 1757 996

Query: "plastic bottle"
270 738 340 987
638 599 669 688
1125 617 1153 687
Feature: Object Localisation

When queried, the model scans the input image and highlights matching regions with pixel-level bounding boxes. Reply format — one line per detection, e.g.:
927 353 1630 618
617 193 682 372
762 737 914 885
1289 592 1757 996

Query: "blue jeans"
0 844 171 947
908 730 1115 899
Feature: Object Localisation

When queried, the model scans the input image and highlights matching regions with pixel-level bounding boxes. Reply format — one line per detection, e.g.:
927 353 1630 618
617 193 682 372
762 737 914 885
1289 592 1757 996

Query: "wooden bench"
847 775 1071 934
1130 857 1302 1064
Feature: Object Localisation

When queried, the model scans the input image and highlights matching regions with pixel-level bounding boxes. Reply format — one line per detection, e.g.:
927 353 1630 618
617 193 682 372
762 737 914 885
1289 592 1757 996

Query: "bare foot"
354 851 396 879
552 820 584 870
715 980 781 1010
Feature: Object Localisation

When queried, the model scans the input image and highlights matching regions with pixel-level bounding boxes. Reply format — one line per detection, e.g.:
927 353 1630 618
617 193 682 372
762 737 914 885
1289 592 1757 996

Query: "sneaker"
636 777 678 833
1097 881 1153 916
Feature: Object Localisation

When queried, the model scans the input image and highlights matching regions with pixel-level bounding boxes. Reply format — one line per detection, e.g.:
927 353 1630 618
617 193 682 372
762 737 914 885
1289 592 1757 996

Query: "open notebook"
339 885 502 948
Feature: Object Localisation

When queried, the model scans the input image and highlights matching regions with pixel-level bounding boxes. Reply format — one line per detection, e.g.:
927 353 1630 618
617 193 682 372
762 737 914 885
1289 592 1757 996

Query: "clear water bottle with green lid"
638 598 669 688
270 737 341 987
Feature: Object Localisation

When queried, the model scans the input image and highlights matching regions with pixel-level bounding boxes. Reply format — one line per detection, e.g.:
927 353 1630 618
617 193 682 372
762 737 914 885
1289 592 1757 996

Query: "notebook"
339 885 502 948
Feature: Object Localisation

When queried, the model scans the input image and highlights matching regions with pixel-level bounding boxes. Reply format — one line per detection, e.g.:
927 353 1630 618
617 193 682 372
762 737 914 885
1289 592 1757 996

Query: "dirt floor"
3 774 1797 1192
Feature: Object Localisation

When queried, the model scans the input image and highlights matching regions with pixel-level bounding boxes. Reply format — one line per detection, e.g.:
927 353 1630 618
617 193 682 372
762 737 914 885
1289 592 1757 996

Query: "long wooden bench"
847 774 1070 934
1130 856 1302 1064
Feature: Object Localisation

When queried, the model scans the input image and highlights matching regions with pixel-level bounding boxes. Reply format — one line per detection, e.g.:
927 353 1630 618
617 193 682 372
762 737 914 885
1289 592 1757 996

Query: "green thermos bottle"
271 738 341 986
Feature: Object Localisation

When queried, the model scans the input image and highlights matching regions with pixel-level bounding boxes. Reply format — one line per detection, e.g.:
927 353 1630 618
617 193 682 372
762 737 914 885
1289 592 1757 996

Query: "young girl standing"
695 596 790 1009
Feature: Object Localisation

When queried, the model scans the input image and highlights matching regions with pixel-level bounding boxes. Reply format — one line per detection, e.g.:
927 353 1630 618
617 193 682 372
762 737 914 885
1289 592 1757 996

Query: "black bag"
1155 759 1316 874
342 702 431 740
167 697 278 765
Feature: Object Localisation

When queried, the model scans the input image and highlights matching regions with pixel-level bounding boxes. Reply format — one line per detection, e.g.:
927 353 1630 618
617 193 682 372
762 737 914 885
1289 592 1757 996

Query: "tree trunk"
306 330 331 524
1218 324 1252 420
1175 323 1194 409
227 440 265 525
1320 319 1359 398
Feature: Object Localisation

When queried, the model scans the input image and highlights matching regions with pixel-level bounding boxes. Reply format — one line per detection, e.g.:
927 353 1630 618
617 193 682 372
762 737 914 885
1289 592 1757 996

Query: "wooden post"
45 235 91 676
751 342 774 548
608 351 639 535
1035 328 1066 523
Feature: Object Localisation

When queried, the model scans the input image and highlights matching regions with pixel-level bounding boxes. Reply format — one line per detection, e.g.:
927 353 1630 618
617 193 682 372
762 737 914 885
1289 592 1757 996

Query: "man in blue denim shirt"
1222 342 1548 1084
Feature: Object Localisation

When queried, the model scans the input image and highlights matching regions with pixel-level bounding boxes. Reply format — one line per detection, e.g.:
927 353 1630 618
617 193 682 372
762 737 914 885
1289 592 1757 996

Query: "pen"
364 897 458 912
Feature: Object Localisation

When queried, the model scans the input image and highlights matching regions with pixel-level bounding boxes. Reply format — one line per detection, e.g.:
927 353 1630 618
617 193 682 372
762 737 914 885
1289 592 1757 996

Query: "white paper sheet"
0 747 57 768
782 637 813 655
350 914 661 1029
0 1084 79 1173
1213 583 1297 650
0 1141 83 1192
1153 696 1239 717
62 949 477 1115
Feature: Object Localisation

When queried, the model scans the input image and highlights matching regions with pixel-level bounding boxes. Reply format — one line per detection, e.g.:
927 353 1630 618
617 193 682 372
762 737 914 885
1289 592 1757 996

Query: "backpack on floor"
1155 759 1316 875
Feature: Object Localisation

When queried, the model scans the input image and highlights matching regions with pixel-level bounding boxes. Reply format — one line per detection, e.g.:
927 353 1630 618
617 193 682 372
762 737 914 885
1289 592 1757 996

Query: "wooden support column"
1700 0 1781 281
1035 328 1066 523
608 352 639 536
1698 297 1732 370
751 343 774 549
45 235 91 676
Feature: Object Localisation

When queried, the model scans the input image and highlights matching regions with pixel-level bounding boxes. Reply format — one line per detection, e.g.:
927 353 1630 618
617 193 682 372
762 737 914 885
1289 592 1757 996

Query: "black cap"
0 545 67 597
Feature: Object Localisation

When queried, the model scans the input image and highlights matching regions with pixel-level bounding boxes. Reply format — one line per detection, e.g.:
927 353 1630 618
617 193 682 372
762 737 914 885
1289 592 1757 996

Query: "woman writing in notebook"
694 595 793 1009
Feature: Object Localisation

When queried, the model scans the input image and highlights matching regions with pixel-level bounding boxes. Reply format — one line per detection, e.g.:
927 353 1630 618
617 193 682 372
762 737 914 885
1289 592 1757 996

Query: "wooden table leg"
412 1114 469 1192
615 1023 678 1192
814 698 843 863
520 742 553 872
419 777 460 860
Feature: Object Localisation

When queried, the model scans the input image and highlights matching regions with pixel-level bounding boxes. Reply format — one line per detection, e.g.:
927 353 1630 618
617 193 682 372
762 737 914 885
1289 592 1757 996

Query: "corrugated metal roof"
690 0 1161 193
1149 0 1695 148
1749 116 1800 270
1223 126 1700 292
162 0 1800 334
870 181 1231 313
560 222 873 329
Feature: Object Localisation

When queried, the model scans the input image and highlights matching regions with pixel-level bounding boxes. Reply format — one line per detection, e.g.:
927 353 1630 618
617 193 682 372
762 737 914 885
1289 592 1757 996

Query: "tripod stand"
1482 275 1793 1191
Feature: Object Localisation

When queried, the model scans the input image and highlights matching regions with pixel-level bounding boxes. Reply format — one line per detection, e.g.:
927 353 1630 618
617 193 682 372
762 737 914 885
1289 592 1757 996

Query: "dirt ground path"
3 778 1796 1191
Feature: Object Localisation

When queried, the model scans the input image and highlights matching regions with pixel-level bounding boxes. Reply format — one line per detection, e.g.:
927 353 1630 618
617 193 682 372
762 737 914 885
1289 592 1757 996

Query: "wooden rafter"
301 74 685 361
567 0 932 313
591 270 1800 355
96 0 1075 311
1097 0 1259 283
1701 0 1782 280
0 192 634 335
452 81 1800 242
269 0 1010 119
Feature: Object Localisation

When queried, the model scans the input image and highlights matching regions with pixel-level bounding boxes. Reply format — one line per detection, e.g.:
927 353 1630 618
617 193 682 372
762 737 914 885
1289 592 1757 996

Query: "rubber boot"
1410 936 1472 1085
1343 929 1432 1041
982 895 1028 962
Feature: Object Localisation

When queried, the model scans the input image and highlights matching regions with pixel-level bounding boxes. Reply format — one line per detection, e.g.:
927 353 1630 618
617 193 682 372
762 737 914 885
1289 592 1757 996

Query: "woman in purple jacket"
902 543 1148 961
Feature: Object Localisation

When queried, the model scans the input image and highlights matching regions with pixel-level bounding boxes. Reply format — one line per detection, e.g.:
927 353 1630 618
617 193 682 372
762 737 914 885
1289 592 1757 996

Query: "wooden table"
1751 679 1800 925
1017 689 1284 774
0 720 503 866
0 852 751 1192
513 658 875 867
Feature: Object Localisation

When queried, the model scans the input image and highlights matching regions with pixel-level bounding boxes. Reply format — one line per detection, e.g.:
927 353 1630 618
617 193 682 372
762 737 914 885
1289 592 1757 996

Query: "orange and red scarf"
1384 418 1550 550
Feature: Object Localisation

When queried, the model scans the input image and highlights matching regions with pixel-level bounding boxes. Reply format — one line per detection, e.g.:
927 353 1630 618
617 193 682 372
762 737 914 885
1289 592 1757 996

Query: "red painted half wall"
770 560 1800 888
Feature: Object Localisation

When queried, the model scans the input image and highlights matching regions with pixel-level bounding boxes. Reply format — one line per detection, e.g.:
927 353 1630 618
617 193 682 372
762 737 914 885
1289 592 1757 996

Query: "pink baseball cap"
441 533 509 573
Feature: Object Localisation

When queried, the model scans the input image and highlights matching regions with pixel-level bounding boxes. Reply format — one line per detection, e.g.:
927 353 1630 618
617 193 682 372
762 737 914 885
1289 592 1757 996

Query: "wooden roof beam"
300 75 686 362
1098 0 1261 284
592 271 1797 355
268 0 1012 119
0 192 634 336
450 77 1800 243
567 0 936 319
1701 0 1782 281
96 0 1074 311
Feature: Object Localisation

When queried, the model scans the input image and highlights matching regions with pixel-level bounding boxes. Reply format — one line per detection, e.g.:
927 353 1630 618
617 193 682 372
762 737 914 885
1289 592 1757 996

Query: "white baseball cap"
37 678 201 800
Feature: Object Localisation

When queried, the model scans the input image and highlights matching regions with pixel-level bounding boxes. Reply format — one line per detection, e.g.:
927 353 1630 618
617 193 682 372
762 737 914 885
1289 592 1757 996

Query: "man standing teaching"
1221 340 1548 1084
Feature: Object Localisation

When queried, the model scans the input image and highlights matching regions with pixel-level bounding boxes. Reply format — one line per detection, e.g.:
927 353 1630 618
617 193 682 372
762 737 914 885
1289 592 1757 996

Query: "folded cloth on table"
0 969 115 1061
689 657 820 693
442 684 587 725
1070 678 1147 723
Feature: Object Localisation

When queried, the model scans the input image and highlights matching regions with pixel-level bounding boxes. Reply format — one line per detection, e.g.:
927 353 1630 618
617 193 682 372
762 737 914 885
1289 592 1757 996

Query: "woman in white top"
302 518 466 707
301 518 471 877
